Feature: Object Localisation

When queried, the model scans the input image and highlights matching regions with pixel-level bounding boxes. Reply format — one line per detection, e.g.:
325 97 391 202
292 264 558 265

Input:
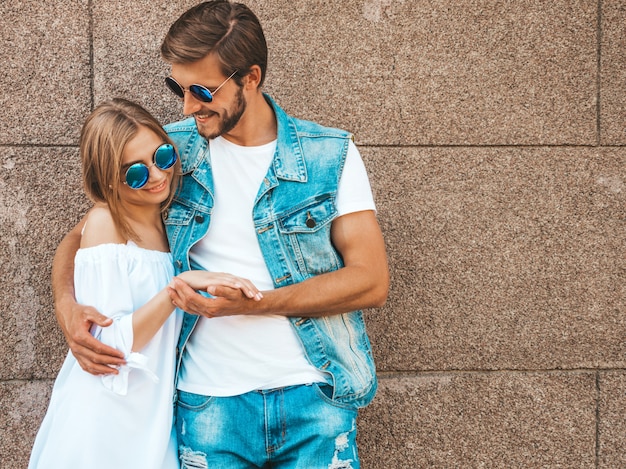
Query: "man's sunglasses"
124 143 178 189
164 70 238 103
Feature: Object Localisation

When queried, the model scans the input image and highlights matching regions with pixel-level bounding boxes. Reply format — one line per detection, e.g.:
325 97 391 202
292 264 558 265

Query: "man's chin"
195 119 220 140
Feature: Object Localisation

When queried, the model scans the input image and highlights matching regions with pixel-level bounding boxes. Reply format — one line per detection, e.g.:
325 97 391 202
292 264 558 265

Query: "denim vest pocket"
164 201 199 274
277 195 341 276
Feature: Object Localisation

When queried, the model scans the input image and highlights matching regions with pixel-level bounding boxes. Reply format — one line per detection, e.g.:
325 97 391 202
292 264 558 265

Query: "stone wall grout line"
88 0 95 112
3 143 626 150
595 371 601 469
6 368 626 384
596 0 603 147
377 368 626 379
358 144 625 149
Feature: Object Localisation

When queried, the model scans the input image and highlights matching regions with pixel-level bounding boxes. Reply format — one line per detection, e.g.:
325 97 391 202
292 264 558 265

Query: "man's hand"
167 277 260 318
167 211 388 320
57 300 126 375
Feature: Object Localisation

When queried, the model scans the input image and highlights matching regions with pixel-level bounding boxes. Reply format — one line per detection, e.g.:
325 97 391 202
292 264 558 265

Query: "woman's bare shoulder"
80 204 125 248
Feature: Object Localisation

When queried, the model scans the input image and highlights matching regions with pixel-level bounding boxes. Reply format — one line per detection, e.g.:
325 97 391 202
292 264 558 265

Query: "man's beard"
197 87 246 140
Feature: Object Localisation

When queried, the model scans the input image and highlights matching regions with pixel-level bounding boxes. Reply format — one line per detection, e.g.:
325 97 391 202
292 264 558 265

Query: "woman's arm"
131 271 261 351
52 213 125 375
63 207 262 356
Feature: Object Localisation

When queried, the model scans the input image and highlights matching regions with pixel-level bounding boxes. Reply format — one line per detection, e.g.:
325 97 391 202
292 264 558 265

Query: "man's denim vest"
163 94 377 408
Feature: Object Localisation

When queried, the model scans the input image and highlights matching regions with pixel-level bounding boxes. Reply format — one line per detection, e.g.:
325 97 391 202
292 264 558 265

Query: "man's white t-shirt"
177 135 375 396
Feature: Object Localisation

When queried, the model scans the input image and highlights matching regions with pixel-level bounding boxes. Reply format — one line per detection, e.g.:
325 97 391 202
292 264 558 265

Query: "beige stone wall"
1 1 624 467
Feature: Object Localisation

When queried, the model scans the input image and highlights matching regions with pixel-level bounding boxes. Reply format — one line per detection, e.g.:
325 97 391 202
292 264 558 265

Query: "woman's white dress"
29 242 182 469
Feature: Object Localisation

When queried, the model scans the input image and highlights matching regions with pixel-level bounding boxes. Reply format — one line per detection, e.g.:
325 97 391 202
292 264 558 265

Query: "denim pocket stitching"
176 390 215 411
312 384 358 413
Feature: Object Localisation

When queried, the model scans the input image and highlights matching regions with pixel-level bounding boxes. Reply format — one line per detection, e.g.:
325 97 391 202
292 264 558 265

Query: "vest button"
195 214 205 223
306 218 316 228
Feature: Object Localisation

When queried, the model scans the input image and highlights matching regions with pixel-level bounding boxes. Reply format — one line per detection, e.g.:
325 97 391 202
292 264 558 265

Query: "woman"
29 98 260 468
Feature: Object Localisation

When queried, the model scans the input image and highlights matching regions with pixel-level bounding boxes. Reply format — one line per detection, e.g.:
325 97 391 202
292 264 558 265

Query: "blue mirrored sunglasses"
124 143 177 189
164 70 238 103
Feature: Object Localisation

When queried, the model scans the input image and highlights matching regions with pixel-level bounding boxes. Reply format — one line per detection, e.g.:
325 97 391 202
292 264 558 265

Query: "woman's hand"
168 271 264 317
175 271 263 301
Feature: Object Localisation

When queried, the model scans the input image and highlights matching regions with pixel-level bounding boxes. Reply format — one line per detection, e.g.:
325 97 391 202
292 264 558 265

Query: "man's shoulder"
163 117 196 132
164 117 197 135
266 94 352 141
290 115 352 140
164 118 207 169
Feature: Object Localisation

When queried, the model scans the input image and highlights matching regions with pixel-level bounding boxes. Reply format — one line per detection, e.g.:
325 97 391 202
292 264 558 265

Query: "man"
53 1 389 467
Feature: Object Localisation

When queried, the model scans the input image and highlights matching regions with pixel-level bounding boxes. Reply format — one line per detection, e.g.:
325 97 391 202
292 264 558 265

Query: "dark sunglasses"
164 70 238 103
124 143 178 189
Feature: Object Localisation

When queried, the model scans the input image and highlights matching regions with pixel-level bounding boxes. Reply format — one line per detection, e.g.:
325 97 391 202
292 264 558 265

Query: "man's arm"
52 216 125 375
168 210 389 317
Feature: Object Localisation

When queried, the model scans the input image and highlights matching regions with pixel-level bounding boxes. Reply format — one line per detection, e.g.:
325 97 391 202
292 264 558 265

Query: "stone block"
598 371 626 468
359 372 596 468
262 0 597 145
362 146 626 371
0 0 91 145
0 380 53 469
91 0 190 125
89 0 598 145
0 147 88 380
600 0 626 144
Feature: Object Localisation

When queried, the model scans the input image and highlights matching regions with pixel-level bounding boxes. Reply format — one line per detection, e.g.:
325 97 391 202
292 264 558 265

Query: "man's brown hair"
161 1 268 87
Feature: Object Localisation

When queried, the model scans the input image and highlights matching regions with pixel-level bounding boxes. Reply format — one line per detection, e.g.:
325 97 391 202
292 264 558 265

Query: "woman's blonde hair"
80 98 180 241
